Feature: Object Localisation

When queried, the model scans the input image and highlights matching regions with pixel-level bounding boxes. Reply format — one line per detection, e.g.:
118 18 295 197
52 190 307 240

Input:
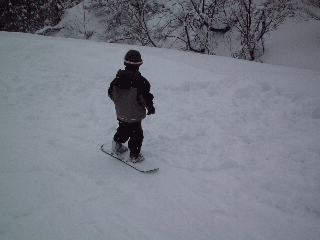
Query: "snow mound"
261 18 320 71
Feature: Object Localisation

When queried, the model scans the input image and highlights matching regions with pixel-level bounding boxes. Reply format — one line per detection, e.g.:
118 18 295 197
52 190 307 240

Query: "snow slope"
0 31 320 240
261 18 320 71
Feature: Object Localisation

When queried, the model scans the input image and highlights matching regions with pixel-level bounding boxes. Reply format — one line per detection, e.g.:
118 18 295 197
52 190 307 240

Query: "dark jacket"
108 69 154 123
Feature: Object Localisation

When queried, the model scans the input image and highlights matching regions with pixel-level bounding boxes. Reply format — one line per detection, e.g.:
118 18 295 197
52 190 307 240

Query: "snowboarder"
108 50 155 162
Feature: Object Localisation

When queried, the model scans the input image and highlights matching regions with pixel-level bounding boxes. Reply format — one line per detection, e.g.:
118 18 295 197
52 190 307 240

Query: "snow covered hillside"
43 0 320 65
0 31 320 240
260 18 320 71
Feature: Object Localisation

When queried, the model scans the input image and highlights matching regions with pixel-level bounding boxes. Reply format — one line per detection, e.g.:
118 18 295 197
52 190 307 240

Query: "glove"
147 106 155 115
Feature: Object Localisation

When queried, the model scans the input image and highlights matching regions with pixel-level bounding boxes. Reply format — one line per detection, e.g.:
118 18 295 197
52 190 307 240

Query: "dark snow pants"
113 119 144 157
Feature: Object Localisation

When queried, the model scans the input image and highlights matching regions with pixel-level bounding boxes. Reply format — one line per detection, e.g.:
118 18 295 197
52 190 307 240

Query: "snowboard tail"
101 144 159 172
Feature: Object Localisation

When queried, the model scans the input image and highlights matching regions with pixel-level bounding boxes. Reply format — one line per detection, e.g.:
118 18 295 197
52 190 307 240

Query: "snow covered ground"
1 19 320 239
261 18 320 71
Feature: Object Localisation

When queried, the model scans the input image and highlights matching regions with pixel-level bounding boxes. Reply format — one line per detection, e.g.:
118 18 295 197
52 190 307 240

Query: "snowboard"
101 144 159 172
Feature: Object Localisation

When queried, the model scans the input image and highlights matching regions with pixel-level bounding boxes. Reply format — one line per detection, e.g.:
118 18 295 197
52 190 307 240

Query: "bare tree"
89 0 165 46
300 0 320 20
230 0 294 60
164 0 232 53
126 0 158 46
0 0 65 33
166 0 294 60
56 0 297 61
61 0 93 39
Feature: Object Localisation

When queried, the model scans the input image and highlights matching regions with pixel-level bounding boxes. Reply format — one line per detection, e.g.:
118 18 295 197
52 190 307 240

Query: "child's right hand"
147 106 155 115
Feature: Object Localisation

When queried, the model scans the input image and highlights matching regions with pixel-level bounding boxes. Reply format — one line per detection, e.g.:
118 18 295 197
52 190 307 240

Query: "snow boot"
129 152 145 163
112 140 128 155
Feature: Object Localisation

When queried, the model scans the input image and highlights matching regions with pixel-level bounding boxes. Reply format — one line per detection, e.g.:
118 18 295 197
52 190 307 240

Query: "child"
108 50 155 162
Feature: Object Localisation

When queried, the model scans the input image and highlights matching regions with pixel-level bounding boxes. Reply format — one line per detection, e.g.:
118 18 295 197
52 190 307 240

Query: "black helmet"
124 50 143 65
